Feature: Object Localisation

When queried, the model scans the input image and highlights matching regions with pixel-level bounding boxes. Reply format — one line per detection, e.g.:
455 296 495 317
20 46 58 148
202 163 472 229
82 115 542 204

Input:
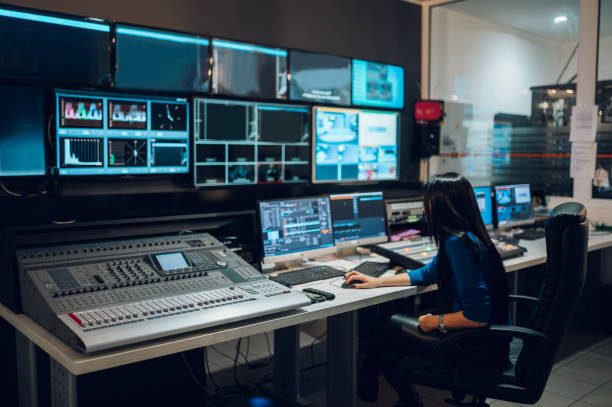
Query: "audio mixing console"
17 233 310 353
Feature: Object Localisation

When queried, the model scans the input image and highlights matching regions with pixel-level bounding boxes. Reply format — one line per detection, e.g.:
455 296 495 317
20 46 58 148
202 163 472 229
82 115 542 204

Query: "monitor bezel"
311 106 400 184
350 58 405 109
329 191 388 249
257 195 336 265
473 185 494 230
494 183 535 229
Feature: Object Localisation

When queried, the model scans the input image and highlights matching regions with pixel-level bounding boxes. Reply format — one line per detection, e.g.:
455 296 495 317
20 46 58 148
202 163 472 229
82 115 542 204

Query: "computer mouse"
341 279 363 288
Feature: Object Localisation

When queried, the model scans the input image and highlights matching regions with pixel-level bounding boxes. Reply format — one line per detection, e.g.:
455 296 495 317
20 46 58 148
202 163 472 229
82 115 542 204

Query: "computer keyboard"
269 265 344 287
352 261 391 277
514 229 546 240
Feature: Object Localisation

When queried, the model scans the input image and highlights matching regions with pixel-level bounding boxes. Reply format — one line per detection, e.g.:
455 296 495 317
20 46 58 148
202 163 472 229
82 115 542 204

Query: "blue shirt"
408 233 500 324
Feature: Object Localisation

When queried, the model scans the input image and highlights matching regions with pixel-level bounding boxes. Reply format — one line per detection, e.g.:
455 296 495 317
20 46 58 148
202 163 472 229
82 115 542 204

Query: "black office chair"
390 202 588 406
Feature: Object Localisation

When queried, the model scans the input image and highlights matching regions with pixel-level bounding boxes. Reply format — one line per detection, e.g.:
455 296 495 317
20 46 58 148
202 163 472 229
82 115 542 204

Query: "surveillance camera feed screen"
115 24 209 93
352 59 404 109
193 98 310 187
495 184 533 226
211 39 287 99
289 50 351 105
56 90 189 175
313 107 398 183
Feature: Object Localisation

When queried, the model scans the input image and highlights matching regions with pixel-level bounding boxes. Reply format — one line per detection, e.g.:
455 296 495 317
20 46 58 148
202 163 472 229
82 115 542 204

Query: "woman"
345 173 510 407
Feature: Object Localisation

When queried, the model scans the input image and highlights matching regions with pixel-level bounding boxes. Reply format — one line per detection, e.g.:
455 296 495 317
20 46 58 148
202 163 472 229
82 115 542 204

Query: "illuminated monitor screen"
55 90 189 175
352 59 404 109
330 192 387 244
473 186 493 228
259 197 334 260
115 24 209 93
313 107 399 183
0 84 46 176
494 184 534 227
193 98 310 187
211 39 287 99
289 50 351 105
0 6 110 85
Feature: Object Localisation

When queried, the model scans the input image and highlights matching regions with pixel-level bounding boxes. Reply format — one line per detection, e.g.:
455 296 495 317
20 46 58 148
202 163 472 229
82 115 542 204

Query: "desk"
2 232 612 407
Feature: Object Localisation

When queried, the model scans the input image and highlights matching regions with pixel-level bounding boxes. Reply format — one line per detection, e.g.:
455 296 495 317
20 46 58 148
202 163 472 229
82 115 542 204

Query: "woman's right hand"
344 271 381 289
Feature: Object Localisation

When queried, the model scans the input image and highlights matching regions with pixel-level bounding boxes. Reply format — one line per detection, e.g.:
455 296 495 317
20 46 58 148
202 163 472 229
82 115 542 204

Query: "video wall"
0 4 406 190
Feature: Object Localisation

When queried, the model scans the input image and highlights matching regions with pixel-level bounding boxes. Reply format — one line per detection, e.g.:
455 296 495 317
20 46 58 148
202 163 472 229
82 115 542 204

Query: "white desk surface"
2 232 612 376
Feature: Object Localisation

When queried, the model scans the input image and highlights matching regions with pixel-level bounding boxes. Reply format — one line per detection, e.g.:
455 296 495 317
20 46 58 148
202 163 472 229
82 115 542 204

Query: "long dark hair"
423 173 509 320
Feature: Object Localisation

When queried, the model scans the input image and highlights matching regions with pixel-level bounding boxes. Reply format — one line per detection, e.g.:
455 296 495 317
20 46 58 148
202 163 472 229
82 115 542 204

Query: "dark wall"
0 0 422 228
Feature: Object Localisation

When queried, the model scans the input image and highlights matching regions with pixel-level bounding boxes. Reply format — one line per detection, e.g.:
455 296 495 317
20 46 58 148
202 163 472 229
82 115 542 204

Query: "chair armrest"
508 294 539 306
388 314 444 350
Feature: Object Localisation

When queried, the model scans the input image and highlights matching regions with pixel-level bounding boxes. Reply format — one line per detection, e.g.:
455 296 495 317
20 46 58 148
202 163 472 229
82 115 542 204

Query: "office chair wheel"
444 394 489 407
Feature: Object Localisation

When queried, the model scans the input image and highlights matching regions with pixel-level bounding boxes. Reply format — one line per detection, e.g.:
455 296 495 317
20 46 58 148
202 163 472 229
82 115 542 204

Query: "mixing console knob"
216 261 227 267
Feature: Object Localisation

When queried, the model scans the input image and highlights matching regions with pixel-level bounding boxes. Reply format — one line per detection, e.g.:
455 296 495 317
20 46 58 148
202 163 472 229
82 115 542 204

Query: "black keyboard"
269 265 344 287
353 261 390 277
514 229 546 240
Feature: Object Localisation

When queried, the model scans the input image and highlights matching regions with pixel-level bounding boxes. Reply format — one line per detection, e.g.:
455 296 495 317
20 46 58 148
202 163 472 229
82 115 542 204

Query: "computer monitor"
352 59 404 109
330 192 387 248
115 24 210 93
193 98 310 186
211 39 287 99
494 184 535 228
312 106 399 183
0 84 46 176
473 186 493 229
56 90 189 175
259 196 335 264
0 5 110 86
289 50 351 105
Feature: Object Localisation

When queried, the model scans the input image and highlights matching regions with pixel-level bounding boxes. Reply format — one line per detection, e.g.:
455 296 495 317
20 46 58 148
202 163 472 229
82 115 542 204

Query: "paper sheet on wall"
570 141 597 179
569 105 598 142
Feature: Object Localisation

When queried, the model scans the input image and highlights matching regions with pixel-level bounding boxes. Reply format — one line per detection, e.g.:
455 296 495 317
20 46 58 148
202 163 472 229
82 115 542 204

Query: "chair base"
444 393 489 407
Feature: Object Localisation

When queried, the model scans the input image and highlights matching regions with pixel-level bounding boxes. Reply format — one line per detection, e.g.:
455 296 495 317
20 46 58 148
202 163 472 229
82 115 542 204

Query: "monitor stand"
262 252 342 273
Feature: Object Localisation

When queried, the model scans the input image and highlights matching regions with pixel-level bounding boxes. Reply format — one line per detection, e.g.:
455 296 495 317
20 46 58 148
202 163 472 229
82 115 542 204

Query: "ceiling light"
554 15 568 23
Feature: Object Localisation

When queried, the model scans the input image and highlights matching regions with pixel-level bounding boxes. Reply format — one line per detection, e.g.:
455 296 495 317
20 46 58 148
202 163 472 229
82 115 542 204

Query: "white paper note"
570 141 597 179
569 105 598 142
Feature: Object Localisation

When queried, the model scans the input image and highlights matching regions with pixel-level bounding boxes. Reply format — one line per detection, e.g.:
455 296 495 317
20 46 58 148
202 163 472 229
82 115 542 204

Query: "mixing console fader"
17 233 310 353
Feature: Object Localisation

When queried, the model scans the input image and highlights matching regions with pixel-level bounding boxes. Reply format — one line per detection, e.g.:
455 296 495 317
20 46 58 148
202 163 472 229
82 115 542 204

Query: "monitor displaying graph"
55 90 189 175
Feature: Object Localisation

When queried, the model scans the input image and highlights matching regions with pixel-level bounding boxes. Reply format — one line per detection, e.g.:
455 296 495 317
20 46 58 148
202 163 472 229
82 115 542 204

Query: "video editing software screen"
313 107 399 183
495 184 534 227
330 192 386 244
115 24 210 93
352 59 404 109
0 6 110 86
0 84 46 176
259 197 334 259
289 50 351 105
56 90 189 175
211 39 287 99
194 98 310 187
473 186 493 228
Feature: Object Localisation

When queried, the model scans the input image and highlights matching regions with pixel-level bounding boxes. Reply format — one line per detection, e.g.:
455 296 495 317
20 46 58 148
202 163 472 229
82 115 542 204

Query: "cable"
304 331 327 381
0 180 23 197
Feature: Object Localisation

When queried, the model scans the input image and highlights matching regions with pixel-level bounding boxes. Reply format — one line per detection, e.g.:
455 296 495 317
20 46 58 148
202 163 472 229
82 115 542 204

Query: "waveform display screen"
115 24 210 93
0 6 110 86
0 84 46 176
211 39 287 99
330 192 387 244
194 98 310 187
56 89 189 175
289 50 351 105
352 59 404 109
313 106 399 183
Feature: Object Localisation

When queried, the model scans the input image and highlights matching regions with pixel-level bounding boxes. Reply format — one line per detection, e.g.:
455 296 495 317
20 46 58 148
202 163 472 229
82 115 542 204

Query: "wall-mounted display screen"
0 84 46 176
115 24 210 93
56 90 189 175
211 39 287 99
0 6 110 86
312 107 399 183
473 186 493 229
352 59 404 109
194 98 310 187
289 50 351 105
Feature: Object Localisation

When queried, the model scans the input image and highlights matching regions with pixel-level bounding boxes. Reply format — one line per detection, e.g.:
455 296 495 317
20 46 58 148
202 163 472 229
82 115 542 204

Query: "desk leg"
16 331 38 407
327 311 357 407
50 359 77 407
512 271 519 324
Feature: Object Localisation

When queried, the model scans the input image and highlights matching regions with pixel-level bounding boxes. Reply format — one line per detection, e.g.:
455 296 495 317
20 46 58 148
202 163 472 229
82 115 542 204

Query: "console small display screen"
155 252 188 271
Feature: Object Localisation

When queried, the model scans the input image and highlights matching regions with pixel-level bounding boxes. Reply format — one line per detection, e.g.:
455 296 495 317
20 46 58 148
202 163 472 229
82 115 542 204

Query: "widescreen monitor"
330 192 387 247
259 196 335 264
473 186 493 229
312 107 399 183
352 59 404 109
115 24 209 93
289 50 351 105
0 5 110 86
56 90 189 175
193 98 310 187
211 39 287 99
494 184 534 228
0 85 46 176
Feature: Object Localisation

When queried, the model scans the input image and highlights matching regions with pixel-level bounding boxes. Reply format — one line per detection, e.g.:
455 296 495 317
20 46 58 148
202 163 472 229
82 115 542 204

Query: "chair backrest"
515 202 588 389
